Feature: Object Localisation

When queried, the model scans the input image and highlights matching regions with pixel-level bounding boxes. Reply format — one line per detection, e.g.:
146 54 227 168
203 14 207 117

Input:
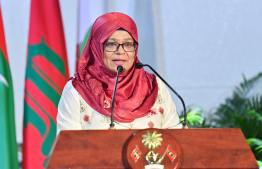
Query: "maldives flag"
23 0 69 168
130 146 142 163
0 5 19 169
165 145 176 162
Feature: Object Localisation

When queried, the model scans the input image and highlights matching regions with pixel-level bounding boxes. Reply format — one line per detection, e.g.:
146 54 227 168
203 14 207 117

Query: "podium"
46 128 259 168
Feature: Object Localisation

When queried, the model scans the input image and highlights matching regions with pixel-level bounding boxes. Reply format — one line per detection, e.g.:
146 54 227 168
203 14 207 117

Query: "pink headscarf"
72 12 158 123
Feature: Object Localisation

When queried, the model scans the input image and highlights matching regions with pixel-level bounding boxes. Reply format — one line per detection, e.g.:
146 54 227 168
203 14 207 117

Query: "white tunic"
57 77 182 135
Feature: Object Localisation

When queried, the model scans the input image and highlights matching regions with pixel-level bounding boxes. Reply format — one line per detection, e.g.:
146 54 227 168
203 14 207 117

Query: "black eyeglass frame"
103 42 138 52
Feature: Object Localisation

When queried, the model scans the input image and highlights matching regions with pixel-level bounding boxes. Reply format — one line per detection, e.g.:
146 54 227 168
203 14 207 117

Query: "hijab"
72 12 158 123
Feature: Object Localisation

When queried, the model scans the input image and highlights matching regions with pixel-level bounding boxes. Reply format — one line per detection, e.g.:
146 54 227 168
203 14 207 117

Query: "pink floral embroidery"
159 107 164 114
148 121 154 128
83 115 90 122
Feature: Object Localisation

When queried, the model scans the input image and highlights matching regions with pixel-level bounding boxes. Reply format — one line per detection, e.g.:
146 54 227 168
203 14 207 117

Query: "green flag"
0 5 19 169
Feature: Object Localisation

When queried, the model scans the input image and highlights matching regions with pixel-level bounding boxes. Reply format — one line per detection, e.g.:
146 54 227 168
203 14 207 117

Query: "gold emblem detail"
141 131 167 164
142 131 163 150
145 150 165 164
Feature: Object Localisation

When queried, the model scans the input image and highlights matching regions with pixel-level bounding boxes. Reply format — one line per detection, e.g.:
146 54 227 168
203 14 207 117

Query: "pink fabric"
72 12 158 122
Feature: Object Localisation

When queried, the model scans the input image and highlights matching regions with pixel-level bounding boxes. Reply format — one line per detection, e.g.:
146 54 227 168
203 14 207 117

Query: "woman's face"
103 30 136 74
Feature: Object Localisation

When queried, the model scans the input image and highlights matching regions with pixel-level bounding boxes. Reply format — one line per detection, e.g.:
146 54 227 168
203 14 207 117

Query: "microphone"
109 66 123 130
135 62 188 129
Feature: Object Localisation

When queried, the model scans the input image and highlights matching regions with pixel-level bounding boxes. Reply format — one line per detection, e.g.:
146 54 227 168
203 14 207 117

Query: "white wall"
1 0 262 144
161 0 262 114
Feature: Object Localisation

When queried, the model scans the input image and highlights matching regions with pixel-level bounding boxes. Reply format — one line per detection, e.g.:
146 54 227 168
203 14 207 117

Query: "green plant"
212 73 262 161
181 73 262 161
257 160 262 168
179 105 213 128
247 138 262 161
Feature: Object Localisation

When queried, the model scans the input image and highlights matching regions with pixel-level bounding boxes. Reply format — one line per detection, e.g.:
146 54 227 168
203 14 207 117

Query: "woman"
57 12 182 134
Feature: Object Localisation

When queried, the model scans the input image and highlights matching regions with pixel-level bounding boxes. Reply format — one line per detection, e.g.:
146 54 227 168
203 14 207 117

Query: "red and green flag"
23 0 69 168
131 146 142 163
0 5 19 169
165 145 176 162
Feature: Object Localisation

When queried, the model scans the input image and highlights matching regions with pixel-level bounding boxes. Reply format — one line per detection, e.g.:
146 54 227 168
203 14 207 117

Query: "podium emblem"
127 128 182 168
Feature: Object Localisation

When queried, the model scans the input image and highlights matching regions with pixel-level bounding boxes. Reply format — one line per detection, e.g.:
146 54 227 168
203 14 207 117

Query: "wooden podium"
46 128 259 169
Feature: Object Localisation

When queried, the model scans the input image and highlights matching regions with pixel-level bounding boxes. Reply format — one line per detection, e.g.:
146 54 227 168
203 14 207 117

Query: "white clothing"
57 77 182 135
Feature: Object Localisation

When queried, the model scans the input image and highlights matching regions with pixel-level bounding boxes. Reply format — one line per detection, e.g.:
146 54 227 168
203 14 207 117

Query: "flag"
0 5 19 169
23 0 69 168
130 146 142 163
165 145 176 162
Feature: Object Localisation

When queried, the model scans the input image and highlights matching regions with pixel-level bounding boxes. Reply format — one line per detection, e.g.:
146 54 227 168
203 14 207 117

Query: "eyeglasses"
104 42 137 52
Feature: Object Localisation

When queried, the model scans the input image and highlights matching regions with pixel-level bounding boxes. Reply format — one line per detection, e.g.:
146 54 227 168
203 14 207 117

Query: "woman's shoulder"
61 79 78 97
155 77 167 93
156 77 162 85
